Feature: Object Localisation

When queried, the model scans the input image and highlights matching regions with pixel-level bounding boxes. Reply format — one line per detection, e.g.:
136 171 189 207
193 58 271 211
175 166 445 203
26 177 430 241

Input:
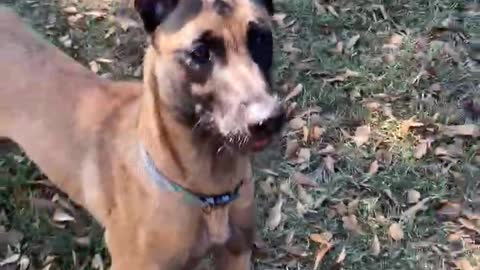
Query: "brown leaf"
325 69 361 83
441 124 480 137
407 189 421 204
288 117 306 130
368 160 379 175
388 223 404 241
347 199 360 215
375 149 393 166
311 126 325 140
266 196 284 230
334 41 344 54
414 139 432 159
63 6 78 14
313 0 326 15
285 139 300 158
353 125 371 147
318 144 335 155
455 258 475 270
297 185 314 207
371 234 381 256
313 243 332 270
458 218 480 235
342 215 363 235
294 148 311 164
310 232 333 244
324 155 335 173
291 172 318 187
383 33 404 50
285 84 303 102
333 202 348 216
436 202 462 221
303 126 309 142
399 118 424 136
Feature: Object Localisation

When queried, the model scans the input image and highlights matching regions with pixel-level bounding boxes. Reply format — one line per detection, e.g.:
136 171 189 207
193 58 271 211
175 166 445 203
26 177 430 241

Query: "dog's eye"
190 44 211 65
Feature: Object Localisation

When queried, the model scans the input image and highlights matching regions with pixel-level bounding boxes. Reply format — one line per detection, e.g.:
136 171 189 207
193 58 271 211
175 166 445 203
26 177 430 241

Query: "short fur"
0 0 282 268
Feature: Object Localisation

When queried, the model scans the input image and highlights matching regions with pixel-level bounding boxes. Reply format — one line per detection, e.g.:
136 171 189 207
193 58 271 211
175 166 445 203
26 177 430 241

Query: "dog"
0 0 284 269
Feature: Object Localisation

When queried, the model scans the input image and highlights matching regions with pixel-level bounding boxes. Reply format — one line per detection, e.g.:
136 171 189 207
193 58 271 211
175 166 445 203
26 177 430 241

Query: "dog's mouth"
249 136 272 152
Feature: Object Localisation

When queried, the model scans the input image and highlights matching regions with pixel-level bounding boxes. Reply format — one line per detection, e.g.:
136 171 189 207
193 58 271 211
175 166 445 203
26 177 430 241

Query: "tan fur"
0 6 259 270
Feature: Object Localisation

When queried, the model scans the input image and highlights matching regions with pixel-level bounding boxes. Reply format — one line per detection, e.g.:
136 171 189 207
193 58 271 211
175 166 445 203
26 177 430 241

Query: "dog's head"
135 0 286 152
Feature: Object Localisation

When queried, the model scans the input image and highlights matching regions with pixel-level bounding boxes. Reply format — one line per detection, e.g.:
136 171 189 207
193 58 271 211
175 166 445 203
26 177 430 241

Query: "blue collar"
139 144 243 210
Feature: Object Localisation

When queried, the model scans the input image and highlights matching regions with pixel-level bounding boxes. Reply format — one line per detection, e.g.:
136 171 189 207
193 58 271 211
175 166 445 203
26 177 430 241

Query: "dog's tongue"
252 138 270 151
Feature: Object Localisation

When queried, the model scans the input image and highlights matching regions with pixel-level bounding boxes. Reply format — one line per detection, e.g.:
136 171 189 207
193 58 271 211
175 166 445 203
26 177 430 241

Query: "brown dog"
0 0 284 269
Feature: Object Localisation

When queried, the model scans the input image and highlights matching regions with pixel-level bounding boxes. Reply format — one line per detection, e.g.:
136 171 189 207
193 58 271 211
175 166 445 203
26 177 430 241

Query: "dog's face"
136 0 286 152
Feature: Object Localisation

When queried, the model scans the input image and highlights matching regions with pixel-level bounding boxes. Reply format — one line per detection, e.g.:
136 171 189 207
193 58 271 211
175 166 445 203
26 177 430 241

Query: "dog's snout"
248 106 286 136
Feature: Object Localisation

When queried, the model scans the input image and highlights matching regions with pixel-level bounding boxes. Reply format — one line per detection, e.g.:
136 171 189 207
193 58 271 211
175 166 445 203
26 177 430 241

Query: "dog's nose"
248 106 286 136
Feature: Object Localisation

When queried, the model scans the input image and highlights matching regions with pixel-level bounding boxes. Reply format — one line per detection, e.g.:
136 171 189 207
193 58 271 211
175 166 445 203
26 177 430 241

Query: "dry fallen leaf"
335 247 347 264
325 69 361 83
458 218 480 235
318 144 335 155
289 117 306 130
389 223 404 241
313 243 332 270
91 254 104 270
272 13 287 27
407 189 421 204
324 155 335 173
52 208 75 223
311 126 325 140
368 160 379 175
291 172 318 187
63 6 78 14
399 118 424 136
297 185 314 207
455 258 475 270
436 201 462 221
347 199 360 215
294 148 311 164
89 61 100 73
266 196 284 230
342 215 364 235
310 232 333 244
353 125 371 147
326 5 339 17
441 124 480 137
333 202 348 216
285 139 300 158
285 83 303 102
414 138 432 159
18 256 30 270
371 234 381 256
0 254 20 267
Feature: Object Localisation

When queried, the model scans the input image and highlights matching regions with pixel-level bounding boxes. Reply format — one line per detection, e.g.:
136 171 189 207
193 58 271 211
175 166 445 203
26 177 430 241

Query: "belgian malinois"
0 0 284 269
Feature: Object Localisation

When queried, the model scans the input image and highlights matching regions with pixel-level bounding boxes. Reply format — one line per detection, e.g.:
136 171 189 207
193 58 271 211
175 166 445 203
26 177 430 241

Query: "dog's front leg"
212 247 252 270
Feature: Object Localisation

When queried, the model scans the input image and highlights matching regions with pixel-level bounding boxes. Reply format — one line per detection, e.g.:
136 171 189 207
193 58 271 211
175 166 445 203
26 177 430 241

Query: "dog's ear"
134 0 179 33
259 0 274 15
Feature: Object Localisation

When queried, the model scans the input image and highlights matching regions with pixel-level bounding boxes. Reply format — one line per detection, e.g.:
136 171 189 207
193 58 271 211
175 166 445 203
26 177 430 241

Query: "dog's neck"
136 49 248 193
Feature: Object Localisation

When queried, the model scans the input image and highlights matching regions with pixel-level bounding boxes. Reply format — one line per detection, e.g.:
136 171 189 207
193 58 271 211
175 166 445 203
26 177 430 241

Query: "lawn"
0 0 479 269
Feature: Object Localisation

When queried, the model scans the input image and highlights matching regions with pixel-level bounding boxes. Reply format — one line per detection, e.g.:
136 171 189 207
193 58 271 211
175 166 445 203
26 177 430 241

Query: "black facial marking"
246 22 273 82
161 0 203 33
251 0 274 15
213 0 233 16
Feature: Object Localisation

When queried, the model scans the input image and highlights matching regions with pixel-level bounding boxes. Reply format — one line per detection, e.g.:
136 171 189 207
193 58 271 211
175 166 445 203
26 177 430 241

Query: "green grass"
1 0 479 269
